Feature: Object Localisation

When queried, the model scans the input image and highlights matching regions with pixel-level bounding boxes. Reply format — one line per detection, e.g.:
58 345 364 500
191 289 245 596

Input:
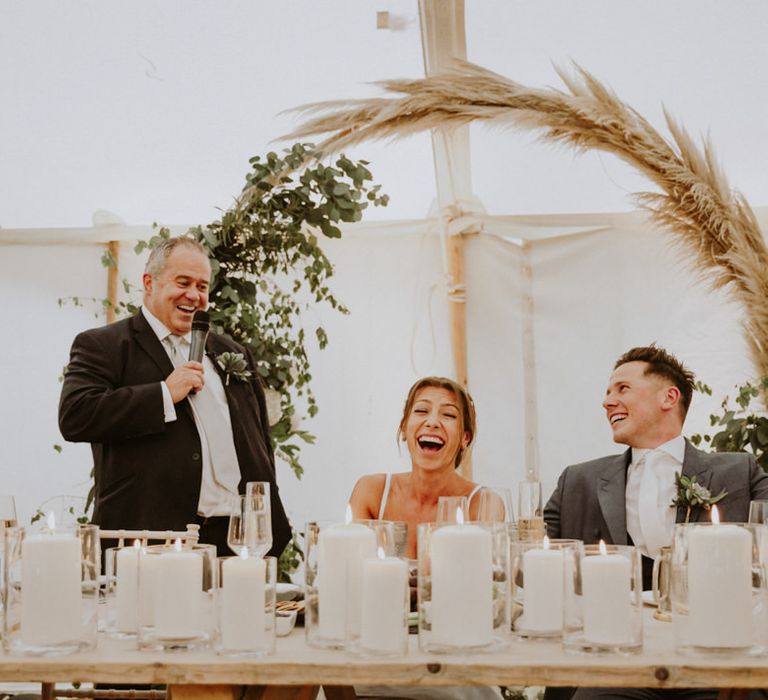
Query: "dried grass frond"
285 60 768 382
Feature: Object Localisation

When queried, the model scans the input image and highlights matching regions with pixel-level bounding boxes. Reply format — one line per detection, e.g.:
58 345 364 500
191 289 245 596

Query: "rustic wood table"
1 612 766 700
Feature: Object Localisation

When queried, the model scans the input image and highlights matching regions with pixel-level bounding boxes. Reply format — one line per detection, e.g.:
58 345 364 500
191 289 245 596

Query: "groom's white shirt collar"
631 434 685 467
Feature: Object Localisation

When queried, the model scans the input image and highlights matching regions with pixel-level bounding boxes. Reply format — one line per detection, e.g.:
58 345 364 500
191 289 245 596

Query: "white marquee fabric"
1 1 767 526
0 212 756 526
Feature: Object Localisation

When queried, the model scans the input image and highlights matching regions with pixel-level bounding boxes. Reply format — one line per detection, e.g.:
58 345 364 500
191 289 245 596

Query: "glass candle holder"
104 540 143 638
217 554 276 657
3 523 100 656
671 521 768 655
355 546 408 657
563 543 643 654
304 520 383 649
137 541 217 651
417 521 509 653
510 538 582 639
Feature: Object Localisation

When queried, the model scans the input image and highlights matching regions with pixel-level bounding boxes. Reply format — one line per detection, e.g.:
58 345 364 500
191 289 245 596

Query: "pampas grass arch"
286 61 768 391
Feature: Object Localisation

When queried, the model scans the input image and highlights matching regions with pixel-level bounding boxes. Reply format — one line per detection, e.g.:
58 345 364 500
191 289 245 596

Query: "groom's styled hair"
614 344 696 416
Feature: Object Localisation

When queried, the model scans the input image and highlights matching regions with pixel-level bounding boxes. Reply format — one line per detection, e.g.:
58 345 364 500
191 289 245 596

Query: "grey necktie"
165 335 240 493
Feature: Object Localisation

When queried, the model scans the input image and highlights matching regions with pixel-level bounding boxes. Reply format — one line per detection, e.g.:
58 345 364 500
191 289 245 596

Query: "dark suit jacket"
58 310 291 556
544 440 768 544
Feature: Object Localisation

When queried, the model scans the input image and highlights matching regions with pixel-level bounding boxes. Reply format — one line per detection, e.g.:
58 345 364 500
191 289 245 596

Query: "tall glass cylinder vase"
217 554 277 657
671 521 768 655
3 523 99 656
563 543 643 654
417 521 509 653
510 538 581 639
137 541 217 651
304 520 389 650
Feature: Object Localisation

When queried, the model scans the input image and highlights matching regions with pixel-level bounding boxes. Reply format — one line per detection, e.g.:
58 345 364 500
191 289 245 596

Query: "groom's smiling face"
602 361 673 448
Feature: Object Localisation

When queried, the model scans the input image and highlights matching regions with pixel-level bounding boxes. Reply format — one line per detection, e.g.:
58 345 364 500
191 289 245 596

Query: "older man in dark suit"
544 345 768 700
59 236 290 556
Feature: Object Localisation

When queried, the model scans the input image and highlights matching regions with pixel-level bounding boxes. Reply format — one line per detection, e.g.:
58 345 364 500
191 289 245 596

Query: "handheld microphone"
189 310 210 364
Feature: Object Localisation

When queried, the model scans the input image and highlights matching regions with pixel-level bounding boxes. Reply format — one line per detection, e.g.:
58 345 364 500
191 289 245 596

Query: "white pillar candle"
688 522 752 648
21 529 82 645
360 549 408 654
317 522 377 640
138 548 161 627
115 542 141 633
430 523 493 646
221 553 267 650
521 541 564 633
582 545 632 645
154 545 203 638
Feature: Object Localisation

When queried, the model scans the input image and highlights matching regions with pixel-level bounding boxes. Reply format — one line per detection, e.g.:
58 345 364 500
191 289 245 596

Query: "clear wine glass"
477 487 514 523
436 495 469 524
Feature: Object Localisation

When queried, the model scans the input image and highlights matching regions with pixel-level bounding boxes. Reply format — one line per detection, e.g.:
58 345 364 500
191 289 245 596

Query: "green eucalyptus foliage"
689 378 768 471
143 143 389 477
61 144 388 530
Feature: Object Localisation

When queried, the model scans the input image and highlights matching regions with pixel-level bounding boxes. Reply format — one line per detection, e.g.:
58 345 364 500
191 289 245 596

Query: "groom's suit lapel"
598 450 631 545
676 440 714 524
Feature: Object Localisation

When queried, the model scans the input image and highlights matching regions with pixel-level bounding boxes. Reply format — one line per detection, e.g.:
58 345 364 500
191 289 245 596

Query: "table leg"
322 687 357 700
717 691 749 700
248 687 321 700
168 686 321 700
168 685 240 700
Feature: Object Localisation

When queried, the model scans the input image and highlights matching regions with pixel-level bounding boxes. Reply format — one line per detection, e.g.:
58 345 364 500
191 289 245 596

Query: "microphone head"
191 309 210 332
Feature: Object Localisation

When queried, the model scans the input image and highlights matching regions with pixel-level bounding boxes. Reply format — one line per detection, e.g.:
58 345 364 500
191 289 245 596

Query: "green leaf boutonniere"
216 352 252 386
671 472 727 524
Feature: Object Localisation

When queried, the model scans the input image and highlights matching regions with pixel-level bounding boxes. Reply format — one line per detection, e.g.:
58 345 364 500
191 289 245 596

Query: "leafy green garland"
59 144 388 576
689 379 768 471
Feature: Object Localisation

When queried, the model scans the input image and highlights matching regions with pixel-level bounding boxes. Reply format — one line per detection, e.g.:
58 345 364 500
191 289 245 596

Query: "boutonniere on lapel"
671 472 727 524
215 352 252 386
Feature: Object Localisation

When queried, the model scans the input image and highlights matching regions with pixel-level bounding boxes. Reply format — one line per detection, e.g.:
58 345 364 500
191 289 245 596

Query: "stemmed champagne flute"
227 483 272 557
748 499 768 524
517 480 545 542
0 495 17 532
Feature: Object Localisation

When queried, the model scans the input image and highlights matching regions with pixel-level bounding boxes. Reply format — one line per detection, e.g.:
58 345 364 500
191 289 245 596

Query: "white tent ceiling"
1 1 767 525
2 0 768 229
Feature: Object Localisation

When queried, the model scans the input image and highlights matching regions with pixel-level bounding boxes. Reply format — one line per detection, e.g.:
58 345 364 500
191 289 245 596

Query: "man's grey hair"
144 237 208 278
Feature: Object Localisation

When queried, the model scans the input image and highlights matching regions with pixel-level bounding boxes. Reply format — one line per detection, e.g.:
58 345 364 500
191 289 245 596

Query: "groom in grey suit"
544 345 768 700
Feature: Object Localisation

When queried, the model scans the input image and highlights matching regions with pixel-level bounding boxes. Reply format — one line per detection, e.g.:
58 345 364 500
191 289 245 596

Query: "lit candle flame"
456 507 465 526
174 538 183 552
543 535 550 550
46 512 56 531
599 539 608 555
345 504 353 525
377 546 385 560
711 504 720 525
240 546 249 560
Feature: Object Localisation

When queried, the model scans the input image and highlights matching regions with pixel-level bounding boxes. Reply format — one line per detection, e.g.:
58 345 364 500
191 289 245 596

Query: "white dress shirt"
142 306 240 516
625 434 685 559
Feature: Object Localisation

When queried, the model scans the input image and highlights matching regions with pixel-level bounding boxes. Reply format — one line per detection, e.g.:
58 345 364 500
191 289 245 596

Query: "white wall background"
0 1 766 526
0 216 756 526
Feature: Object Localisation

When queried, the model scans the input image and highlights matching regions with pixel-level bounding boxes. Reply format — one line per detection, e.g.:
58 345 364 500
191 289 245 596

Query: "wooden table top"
1 613 767 689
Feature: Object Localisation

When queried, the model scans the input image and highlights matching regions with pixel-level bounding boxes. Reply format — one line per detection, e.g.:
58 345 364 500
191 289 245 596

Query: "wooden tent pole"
418 0 472 476
106 240 120 325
